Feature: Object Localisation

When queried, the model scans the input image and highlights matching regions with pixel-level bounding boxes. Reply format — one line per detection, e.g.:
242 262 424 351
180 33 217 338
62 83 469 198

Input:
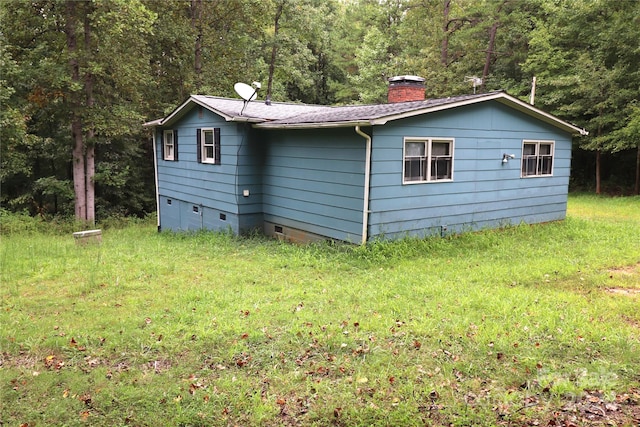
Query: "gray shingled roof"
152 92 494 127
256 92 494 127
190 95 331 122
146 91 587 135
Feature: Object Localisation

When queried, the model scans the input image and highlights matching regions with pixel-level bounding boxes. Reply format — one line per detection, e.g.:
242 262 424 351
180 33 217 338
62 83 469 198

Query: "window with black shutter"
198 128 221 164
162 129 176 161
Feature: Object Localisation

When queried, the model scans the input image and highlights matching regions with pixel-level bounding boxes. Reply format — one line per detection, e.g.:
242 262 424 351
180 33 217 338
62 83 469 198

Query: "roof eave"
159 96 237 127
369 92 587 135
143 118 163 127
230 116 267 123
254 120 372 130
493 94 588 136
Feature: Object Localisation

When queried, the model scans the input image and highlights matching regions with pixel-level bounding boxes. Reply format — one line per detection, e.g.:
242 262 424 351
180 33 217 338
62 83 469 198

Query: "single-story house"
144 76 587 244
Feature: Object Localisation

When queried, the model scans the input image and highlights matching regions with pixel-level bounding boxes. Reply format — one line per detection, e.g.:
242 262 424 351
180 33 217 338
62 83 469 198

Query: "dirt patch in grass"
549 389 640 427
0 351 40 369
608 262 640 277
606 288 640 295
493 389 640 426
606 263 639 297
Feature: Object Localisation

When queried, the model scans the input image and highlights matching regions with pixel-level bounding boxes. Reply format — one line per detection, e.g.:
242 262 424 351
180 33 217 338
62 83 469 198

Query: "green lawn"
1 194 639 426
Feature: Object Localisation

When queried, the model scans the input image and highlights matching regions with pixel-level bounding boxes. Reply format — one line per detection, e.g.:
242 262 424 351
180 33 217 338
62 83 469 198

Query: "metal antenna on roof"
234 81 261 115
464 76 483 94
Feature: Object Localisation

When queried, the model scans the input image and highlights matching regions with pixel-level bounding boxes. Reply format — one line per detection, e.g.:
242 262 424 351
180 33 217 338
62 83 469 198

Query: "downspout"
355 126 372 245
151 128 161 231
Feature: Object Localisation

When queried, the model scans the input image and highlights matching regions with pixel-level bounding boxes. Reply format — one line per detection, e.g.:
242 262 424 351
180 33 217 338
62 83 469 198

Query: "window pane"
432 142 450 156
405 158 425 181
165 132 173 145
522 158 537 175
405 142 425 157
431 157 452 180
539 156 552 174
523 143 536 155
205 146 214 159
539 144 552 155
204 130 214 145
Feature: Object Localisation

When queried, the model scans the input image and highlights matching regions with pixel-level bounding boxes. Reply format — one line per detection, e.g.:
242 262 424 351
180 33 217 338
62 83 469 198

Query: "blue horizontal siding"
264 165 364 185
261 128 365 241
367 101 573 240
371 200 567 238
156 108 262 232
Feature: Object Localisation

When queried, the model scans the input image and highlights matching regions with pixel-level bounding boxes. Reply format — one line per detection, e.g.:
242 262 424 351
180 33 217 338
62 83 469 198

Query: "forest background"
1 0 639 223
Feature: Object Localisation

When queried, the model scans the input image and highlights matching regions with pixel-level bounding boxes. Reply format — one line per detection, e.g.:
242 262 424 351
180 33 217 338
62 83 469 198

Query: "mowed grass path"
1 195 639 426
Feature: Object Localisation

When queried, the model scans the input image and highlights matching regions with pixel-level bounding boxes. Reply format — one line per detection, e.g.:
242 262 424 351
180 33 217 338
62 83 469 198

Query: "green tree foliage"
2 0 639 219
2 0 157 219
523 0 640 193
258 0 347 104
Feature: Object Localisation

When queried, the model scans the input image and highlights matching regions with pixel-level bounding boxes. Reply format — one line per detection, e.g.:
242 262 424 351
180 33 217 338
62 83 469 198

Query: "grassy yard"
1 194 639 426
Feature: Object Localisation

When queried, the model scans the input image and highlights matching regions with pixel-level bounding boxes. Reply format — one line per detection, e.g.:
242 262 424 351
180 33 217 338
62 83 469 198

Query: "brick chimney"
387 75 426 103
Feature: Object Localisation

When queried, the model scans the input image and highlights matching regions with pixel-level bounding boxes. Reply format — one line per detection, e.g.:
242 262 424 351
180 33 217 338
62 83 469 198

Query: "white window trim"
200 128 216 164
163 129 174 161
521 140 555 178
403 137 455 184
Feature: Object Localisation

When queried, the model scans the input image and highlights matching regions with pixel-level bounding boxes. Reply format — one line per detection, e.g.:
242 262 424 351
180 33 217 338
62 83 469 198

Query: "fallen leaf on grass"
78 393 91 405
44 355 64 370
189 382 204 395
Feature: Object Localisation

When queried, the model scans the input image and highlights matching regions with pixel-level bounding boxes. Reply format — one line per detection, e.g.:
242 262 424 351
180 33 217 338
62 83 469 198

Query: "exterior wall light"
502 153 516 164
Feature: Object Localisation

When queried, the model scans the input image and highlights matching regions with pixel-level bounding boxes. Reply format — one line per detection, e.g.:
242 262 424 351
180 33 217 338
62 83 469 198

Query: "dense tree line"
1 0 638 223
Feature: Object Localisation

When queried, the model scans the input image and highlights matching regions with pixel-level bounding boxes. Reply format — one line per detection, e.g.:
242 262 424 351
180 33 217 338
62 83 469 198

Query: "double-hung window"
522 140 554 177
403 137 454 183
197 128 221 165
162 129 177 161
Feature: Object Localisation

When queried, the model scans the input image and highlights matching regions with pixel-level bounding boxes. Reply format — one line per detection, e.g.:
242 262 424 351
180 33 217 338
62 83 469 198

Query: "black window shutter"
196 128 202 163
173 129 178 161
160 130 164 160
214 127 221 164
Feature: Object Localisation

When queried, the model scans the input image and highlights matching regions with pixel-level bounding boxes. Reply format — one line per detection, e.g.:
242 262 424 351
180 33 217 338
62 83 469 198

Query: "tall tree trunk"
441 0 451 66
191 0 203 93
481 21 499 92
66 0 87 221
635 145 640 195
595 149 601 194
595 119 602 195
84 5 95 224
266 1 284 105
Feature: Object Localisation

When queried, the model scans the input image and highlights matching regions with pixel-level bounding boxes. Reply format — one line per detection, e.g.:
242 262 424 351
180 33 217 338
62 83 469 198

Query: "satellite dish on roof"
234 81 261 115
234 82 258 101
